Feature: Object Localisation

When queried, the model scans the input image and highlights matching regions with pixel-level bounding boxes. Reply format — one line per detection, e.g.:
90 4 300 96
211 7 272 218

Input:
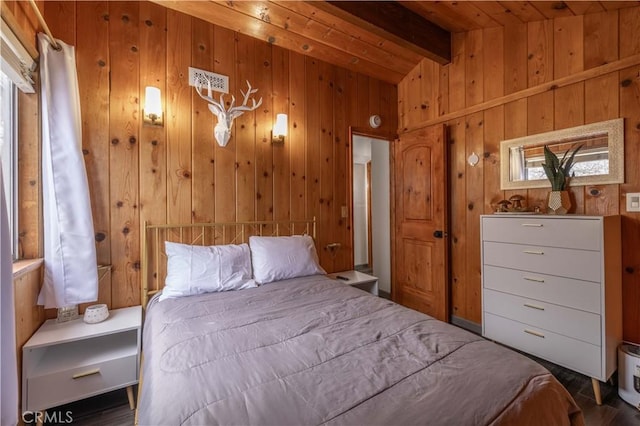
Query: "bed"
136 220 584 426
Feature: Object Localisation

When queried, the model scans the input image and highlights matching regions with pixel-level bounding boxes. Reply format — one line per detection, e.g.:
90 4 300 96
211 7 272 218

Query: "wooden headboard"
141 218 317 308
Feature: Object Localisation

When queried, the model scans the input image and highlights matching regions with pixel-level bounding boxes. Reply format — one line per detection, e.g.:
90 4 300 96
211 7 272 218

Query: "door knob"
433 230 447 238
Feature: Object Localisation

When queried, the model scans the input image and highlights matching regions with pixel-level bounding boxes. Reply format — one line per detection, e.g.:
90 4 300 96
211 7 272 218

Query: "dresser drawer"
483 289 601 345
483 265 601 313
483 241 601 282
26 354 137 411
482 217 601 250
484 313 602 378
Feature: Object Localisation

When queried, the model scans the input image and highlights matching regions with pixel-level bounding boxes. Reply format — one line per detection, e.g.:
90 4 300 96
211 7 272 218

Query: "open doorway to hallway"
352 134 391 298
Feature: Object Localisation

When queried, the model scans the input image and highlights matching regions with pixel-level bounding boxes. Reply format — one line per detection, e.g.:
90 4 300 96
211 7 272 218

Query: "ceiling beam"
313 1 451 65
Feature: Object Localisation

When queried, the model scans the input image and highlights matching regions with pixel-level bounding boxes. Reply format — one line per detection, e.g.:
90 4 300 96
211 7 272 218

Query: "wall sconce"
272 113 288 144
143 86 163 127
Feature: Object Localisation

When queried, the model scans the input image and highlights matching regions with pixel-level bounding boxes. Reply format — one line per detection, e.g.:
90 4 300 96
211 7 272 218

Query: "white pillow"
249 235 326 284
160 242 256 301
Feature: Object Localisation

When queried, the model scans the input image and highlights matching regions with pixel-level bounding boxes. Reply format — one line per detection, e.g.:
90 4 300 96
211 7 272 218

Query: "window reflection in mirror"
500 118 624 190
509 133 609 182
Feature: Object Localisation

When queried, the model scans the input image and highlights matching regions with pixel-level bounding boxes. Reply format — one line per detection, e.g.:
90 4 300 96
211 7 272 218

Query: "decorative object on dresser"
541 144 582 214
22 306 142 419
481 215 622 405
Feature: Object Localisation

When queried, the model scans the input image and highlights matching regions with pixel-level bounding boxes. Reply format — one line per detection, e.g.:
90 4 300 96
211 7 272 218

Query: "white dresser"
481 215 622 405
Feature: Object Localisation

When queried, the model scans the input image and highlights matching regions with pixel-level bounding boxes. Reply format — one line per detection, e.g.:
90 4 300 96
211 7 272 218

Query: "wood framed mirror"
500 118 624 190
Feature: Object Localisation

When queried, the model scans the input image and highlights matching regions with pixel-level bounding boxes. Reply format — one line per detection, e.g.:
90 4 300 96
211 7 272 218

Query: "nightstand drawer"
484 313 602 379
26 353 137 411
483 241 601 282
483 265 601 313
482 217 601 250
483 289 601 345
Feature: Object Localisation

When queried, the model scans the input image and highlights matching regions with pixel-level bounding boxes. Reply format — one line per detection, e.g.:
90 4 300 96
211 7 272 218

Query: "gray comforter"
138 275 583 426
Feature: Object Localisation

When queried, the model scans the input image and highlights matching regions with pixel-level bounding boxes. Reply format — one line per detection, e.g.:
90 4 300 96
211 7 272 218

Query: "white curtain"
509 146 526 182
1 168 18 426
38 33 97 308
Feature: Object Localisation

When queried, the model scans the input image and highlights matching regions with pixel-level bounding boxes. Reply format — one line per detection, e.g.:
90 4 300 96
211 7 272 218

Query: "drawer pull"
524 303 545 311
521 223 543 227
523 276 545 283
72 368 101 379
524 329 545 338
523 250 544 255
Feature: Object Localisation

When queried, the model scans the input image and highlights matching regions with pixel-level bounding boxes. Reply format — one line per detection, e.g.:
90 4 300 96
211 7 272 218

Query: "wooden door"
393 125 449 322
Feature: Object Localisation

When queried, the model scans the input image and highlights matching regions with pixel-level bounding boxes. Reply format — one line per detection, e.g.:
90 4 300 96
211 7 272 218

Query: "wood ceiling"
154 1 640 84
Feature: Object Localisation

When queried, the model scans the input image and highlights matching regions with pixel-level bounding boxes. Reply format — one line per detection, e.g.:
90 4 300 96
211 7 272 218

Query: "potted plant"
541 144 582 214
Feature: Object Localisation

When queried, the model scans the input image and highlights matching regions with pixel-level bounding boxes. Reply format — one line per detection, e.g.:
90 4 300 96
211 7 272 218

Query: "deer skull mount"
195 80 263 147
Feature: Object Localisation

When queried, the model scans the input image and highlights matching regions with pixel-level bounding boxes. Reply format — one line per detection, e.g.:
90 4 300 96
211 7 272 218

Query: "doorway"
352 134 391 297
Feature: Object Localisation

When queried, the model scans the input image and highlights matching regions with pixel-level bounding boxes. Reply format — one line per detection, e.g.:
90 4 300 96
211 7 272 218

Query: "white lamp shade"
144 86 162 116
273 114 288 137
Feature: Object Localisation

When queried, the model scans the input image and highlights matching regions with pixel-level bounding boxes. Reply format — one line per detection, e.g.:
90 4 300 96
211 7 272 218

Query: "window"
0 71 18 259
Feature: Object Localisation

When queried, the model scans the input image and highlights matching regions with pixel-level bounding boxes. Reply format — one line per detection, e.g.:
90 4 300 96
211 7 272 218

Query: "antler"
228 80 263 120
195 80 225 117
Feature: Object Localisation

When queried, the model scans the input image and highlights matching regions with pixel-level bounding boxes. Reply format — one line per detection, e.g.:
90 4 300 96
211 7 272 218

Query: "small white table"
329 270 379 296
22 306 142 419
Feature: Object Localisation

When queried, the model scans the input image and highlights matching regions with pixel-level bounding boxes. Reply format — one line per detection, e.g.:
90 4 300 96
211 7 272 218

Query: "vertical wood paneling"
465 30 483 107
213 27 237 223
619 7 640 58
483 27 504 101
464 112 484 323
333 67 350 272
254 40 273 224
483 106 504 213
343 70 359 270
191 18 215 225
108 1 140 308
449 33 466 112
44 1 75 45
584 11 619 69
554 83 585 129
319 62 335 268
305 58 322 233
553 15 584 78
235 34 256 223
528 20 554 87
272 46 291 221
449 118 466 319
420 60 437 121
289 52 307 221
139 1 167 238
17 90 40 259
76 1 111 306
503 23 528 94
405 64 422 126
166 10 192 228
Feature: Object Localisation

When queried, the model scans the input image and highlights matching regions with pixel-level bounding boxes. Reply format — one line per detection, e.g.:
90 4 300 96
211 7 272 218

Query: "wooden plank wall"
397 7 640 343
33 0 397 309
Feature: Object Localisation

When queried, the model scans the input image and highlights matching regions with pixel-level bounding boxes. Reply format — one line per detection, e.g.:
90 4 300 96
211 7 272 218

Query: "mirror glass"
500 118 624 190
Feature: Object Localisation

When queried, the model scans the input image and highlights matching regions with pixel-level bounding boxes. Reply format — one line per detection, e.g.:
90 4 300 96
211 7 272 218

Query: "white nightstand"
22 306 142 418
329 270 379 296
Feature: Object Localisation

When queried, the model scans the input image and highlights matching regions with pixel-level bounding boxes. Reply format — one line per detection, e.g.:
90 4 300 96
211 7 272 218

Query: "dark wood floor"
44 357 640 426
